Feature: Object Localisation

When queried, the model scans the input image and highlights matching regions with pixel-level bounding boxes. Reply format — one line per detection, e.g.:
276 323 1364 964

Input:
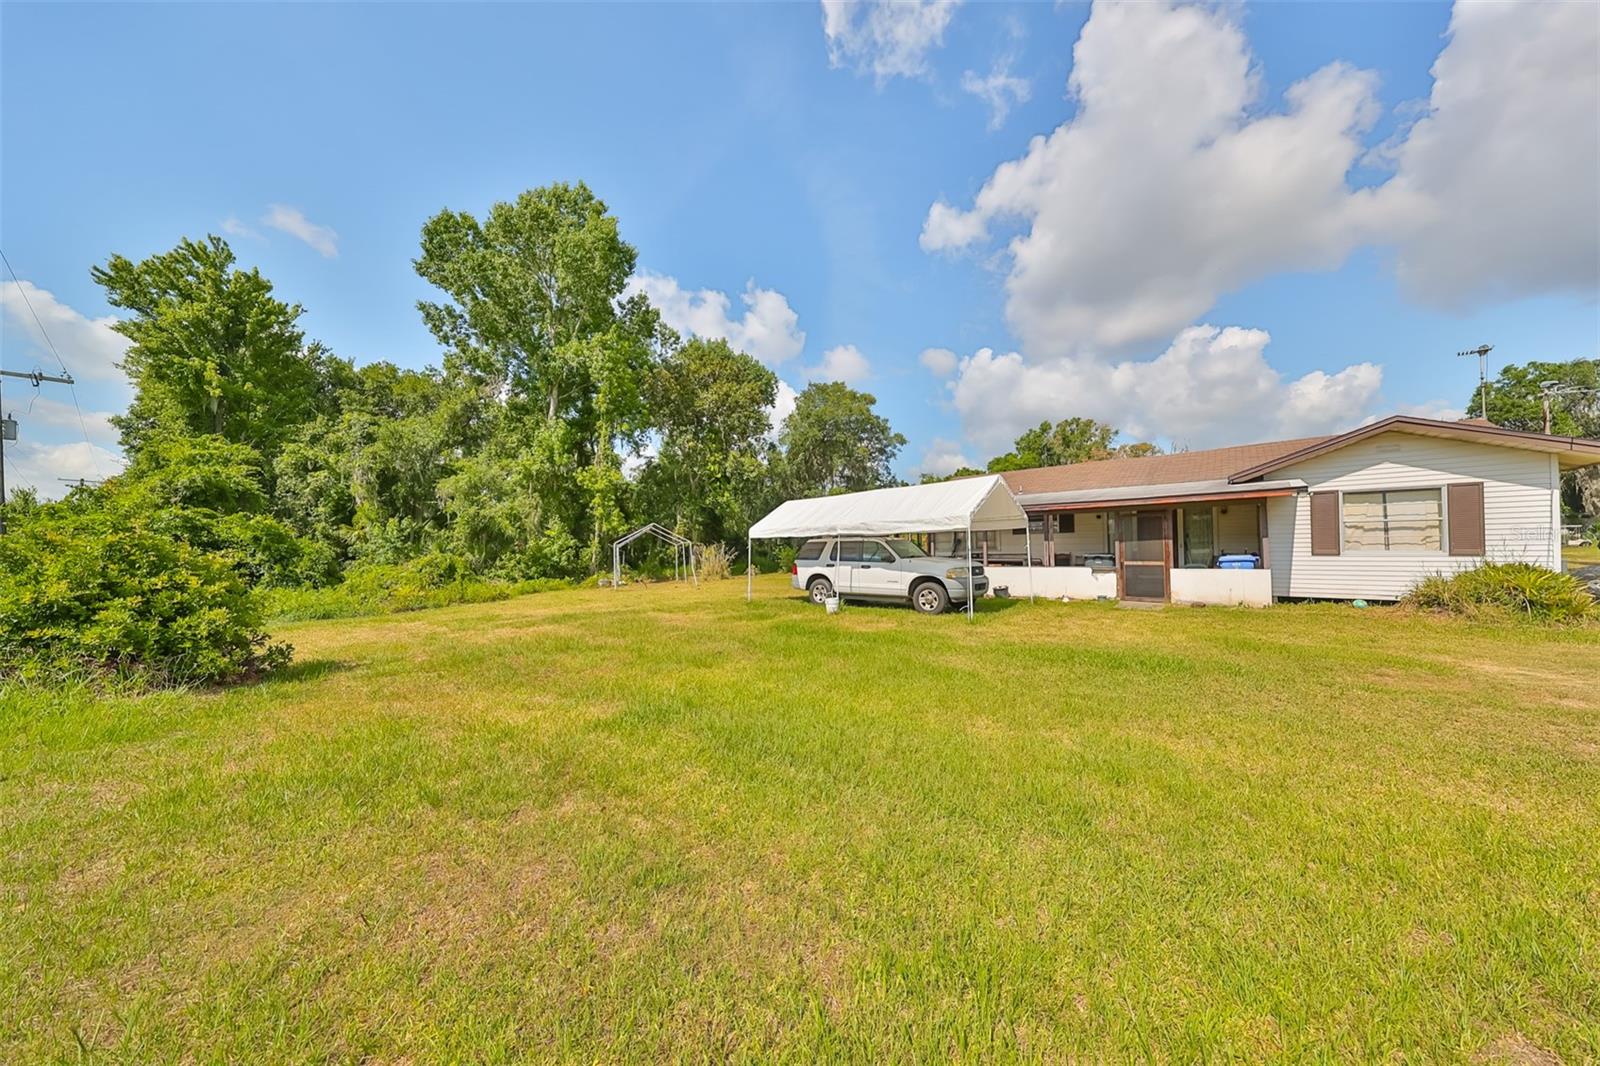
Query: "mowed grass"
3 578 1598 1062
1566 543 1600 570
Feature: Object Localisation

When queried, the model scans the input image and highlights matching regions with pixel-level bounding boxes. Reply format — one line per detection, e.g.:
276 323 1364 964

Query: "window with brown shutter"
1310 491 1341 556
1447 482 1486 556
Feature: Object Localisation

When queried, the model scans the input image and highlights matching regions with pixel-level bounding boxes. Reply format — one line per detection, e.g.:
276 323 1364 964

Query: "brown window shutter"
1447 482 1486 556
1310 492 1340 556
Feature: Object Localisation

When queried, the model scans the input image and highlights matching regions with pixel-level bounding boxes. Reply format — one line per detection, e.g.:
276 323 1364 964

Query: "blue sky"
3 1 1596 496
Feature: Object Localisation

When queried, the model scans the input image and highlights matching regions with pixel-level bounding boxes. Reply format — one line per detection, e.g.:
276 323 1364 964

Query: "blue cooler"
1217 554 1260 570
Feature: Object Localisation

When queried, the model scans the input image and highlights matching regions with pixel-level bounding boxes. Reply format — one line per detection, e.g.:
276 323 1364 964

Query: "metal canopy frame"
612 523 698 588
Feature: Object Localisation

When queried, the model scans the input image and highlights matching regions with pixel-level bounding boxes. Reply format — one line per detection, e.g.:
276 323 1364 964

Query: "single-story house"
926 415 1600 606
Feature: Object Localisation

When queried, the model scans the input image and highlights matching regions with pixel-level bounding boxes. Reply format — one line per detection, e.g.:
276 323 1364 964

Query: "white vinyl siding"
1267 433 1560 601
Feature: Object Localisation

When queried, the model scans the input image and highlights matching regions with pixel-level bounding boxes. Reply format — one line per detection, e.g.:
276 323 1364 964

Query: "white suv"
790 536 987 614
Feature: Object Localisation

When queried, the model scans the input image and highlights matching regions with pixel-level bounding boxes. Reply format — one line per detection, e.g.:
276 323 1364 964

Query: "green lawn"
4 578 1598 1062
1566 543 1600 570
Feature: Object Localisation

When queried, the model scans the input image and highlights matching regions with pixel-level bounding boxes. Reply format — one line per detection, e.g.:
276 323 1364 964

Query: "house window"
1054 513 1075 534
1342 489 1443 551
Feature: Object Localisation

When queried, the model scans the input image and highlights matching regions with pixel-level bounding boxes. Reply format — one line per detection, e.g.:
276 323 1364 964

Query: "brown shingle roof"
997 435 1332 496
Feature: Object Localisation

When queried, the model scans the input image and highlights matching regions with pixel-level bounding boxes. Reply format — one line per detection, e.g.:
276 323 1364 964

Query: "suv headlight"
945 567 969 579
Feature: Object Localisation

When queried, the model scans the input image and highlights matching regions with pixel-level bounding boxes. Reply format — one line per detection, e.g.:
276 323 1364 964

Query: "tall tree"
414 182 637 421
414 183 659 570
93 236 322 465
986 417 1112 471
1476 358 1600 518
779 382 905 496
640 336 779 540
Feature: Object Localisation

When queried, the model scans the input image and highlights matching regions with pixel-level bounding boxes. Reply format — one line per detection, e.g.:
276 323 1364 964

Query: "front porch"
929 485 1292 606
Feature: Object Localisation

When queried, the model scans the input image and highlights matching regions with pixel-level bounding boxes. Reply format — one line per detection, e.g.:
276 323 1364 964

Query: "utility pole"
1540 379 1600 434
0 367 77 534
1456 344 1493 420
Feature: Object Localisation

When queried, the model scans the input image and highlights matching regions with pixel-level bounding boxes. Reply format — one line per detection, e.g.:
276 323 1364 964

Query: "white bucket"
824 596 841 614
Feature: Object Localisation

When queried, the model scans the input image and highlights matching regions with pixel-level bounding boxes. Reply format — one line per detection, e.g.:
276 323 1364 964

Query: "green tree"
92 236 322 466
779 382 905 496
414 183 661 571
1476 358 1600 518
640 337 779 541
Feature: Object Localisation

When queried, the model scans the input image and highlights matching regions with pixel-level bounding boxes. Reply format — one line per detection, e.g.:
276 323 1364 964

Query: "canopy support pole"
966 519 974 621
746 536 753 602
1025 521 1035 602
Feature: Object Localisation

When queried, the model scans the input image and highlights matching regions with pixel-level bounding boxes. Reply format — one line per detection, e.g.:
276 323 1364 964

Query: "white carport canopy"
746 475 1033 617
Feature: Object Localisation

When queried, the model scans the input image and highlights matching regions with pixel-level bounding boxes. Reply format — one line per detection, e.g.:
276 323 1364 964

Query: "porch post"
1024 523 1035 602
1044 512 1055 567
1258 501 1272 571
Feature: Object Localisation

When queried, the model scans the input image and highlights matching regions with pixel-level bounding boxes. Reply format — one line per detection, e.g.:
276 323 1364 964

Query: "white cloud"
918 346 958 377
808 343 871 384
220 216 261 240
768 379 799 437
821 0 961 83
262 204 339 258
946 326 1383 452
962 60 1031 130
0 280 130 385
24 396 120 445
921 0 1387 356
7 440 125 500
917 438 972 478
1381 1 1600 306
629 271 805 367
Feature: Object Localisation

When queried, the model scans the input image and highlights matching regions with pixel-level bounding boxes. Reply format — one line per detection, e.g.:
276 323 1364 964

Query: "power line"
0 247 97 452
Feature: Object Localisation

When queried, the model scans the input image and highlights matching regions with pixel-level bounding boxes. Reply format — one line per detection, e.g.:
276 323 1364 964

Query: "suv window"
835 539 866 563
796 539 829 562
860 540 894 563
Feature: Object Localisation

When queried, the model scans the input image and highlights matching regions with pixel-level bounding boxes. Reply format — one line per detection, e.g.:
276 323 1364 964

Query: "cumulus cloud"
629 271 806 367
917 438 972 478
946 326 1382 452
262 204 339 258
1381 1 1599 306
808 343 871 383
0 280 130 385
918 346 958 377
25 396 120 445
921 0 1388 356
822 0 960 83
961 59 1031 130
768 379 800 437
8 440 125 500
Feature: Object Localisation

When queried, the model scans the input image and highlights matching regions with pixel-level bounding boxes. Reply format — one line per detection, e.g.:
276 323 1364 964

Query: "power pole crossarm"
0 369 75 386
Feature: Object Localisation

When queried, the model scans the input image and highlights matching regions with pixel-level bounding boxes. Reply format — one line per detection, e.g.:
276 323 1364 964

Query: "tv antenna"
1456 344 1492 420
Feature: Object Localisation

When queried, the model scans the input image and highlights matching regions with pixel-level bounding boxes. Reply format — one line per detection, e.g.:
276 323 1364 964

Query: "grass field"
4 577 1598 1062
1566 543 1600 570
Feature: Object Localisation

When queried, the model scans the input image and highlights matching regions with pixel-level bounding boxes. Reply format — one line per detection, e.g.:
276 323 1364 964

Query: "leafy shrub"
0 514 290 686
696 542 735 581
258 553 570 621
772 544 798 574
1405 562 1599 625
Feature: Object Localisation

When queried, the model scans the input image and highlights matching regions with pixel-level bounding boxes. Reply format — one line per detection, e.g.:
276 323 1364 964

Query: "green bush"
258 554 570 621
0 515 290 686
1405 562 1599 625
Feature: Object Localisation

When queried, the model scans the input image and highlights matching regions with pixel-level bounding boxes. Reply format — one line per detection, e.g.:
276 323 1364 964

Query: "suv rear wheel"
911 580 949 615
807 577 834 605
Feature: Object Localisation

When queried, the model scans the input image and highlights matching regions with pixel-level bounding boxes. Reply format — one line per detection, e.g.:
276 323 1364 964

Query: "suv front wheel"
808 577 834 605
911 580 949 615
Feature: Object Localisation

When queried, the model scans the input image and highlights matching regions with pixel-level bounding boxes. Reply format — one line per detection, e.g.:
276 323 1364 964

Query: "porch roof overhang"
1016 477 1306 513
